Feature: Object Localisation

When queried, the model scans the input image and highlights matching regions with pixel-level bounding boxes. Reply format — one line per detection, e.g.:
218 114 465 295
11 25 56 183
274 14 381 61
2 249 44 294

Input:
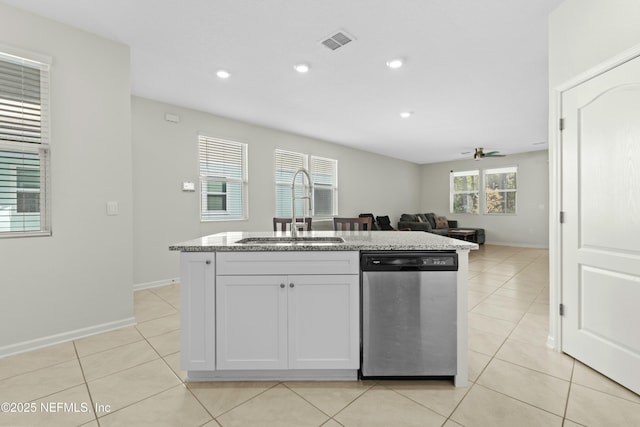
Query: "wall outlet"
106 201 119 215
182 182 196 192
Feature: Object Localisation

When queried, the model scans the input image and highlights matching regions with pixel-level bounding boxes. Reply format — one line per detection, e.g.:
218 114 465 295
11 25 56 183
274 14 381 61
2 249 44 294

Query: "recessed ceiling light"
386 58 404 69
216 70 231 79
293 63 310 73
400 111 413 118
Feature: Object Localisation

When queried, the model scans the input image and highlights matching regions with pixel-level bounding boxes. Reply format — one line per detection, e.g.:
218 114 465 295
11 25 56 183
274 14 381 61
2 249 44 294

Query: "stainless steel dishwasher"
361 251 458 378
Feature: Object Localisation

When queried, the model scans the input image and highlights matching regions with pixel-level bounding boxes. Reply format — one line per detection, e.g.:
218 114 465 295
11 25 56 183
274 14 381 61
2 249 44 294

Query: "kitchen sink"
235 236 345 245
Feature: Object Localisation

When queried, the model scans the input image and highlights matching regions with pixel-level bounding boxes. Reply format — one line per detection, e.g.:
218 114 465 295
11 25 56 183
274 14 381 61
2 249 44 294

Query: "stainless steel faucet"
291 168 312 238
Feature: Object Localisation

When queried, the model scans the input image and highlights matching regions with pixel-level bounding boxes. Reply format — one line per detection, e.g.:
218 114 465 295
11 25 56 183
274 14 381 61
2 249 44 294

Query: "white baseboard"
485 241 549 249
134 278 180 291
0 317 136 359
547 335 557 351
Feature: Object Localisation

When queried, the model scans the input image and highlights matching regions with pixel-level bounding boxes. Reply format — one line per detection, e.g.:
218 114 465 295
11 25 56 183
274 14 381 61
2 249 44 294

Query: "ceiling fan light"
400 111 413 118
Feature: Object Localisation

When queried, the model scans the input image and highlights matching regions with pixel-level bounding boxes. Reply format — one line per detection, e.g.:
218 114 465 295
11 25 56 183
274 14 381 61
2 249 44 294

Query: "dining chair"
273 217 312 232
333 217 372 231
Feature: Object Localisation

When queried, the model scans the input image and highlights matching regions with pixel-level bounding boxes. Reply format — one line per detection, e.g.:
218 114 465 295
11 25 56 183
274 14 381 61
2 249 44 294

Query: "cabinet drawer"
216 251 359 275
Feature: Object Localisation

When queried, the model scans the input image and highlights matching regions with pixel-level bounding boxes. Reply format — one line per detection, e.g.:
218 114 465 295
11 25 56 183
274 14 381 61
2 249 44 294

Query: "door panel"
561 55 640 394
580 266 640 353
287 275 359 369
216 275 287 370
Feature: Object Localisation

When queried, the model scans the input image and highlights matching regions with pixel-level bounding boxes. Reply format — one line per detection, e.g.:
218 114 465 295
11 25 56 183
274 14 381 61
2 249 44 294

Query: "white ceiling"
2 0 563 164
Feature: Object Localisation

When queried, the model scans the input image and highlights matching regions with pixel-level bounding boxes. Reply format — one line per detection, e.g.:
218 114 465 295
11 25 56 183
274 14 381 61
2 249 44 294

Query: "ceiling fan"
474 147 505 160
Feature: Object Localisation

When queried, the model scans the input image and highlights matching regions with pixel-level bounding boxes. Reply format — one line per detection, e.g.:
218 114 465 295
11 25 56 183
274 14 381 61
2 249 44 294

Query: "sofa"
398 213 485 244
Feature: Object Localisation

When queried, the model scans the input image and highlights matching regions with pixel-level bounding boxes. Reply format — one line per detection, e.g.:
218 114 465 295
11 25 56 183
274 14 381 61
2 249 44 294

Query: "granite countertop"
169 230 478 252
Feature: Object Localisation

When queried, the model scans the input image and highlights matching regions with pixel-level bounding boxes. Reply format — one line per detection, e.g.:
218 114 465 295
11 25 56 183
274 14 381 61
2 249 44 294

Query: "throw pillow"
416 216 423 222
425 213 437 229
435 215 449 229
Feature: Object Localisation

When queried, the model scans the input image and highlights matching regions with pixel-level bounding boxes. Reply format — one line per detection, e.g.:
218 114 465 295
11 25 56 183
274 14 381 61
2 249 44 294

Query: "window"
198 135 248 221
484 166 517 214
274 149 338 218
310 156 338 217
0 50 51 237
450 170 479 214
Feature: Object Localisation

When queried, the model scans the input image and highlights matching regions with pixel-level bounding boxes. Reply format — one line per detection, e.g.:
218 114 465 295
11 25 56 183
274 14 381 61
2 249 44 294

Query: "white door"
287 275 359 369
561 55 640 394
216 275 288 370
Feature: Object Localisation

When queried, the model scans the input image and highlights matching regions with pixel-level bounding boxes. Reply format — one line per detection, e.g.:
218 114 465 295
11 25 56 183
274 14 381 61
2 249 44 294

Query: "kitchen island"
170 230 477 386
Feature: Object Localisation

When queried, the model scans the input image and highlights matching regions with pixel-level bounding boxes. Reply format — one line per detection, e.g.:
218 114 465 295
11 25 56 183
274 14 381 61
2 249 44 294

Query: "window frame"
198 135 248 222
483 166 518 215
450 169 480 214
0 48 52 238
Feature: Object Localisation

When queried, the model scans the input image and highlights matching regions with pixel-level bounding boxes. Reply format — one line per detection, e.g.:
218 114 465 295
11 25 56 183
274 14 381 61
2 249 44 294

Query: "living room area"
415 149 549 249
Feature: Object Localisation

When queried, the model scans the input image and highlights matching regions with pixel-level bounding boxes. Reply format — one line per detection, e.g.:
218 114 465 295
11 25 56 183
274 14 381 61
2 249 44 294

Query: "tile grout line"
561 359 577 426
199 381 283 421
72 340 101 427
281 379 377 423
462 252 573 420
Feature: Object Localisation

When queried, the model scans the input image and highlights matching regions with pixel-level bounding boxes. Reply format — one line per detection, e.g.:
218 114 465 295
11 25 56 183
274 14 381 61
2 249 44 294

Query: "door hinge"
560 211 565 223
559 304 565 316
559 118 565 131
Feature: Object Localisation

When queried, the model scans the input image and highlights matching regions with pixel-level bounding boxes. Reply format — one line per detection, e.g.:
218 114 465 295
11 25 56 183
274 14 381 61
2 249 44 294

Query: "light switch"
182 182 196 192
106 201 119 216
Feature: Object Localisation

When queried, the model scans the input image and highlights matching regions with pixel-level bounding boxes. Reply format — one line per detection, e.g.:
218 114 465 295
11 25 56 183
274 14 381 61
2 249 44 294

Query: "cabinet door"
287 275 359 369
180 253 215 371
216 275 288 370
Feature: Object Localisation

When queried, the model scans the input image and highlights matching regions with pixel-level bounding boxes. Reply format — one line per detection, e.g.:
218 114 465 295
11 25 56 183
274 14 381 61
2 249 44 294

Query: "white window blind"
274 149 338 218
274 149 306 217
0 50 51 237
310 156 338 217
198 135 248 221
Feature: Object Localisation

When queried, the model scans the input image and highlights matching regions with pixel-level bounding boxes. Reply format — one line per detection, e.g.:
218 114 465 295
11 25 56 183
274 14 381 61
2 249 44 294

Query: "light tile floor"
1 245 639 426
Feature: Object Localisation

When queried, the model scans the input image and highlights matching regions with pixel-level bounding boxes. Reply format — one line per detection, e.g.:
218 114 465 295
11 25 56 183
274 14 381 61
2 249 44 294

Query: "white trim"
0 317 136 359
186 369 358 382
0 43 52 67
484 241 549 249
133 278 179 291
549 41 640 354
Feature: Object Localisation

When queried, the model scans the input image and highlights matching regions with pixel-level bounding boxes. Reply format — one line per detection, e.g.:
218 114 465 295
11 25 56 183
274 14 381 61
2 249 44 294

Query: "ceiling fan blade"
486 153 506 157
484 150 500 155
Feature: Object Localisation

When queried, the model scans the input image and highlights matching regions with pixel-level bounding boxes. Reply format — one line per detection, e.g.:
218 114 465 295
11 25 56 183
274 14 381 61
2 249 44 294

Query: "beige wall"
0 4 133 354
549 0 640 88
419 151 550 248
132 96 422 285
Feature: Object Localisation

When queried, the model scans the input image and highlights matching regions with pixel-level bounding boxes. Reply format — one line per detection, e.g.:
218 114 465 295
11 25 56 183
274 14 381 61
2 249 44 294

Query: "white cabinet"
216 275 288 370
287 274 359 369
180 252 215 371
216 273 359 370
215 251 360 372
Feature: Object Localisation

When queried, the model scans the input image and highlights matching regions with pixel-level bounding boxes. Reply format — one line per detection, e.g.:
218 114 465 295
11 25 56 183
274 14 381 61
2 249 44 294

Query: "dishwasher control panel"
361 251 458 271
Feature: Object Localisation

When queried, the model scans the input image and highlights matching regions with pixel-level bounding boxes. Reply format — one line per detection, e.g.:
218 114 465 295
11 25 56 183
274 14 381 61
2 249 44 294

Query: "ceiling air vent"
320 31 354 51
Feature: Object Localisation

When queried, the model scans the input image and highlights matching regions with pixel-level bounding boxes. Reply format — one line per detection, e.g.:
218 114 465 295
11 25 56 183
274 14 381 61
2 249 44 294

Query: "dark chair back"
359 213 379 230
273 217 312 232
333 217 372 231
